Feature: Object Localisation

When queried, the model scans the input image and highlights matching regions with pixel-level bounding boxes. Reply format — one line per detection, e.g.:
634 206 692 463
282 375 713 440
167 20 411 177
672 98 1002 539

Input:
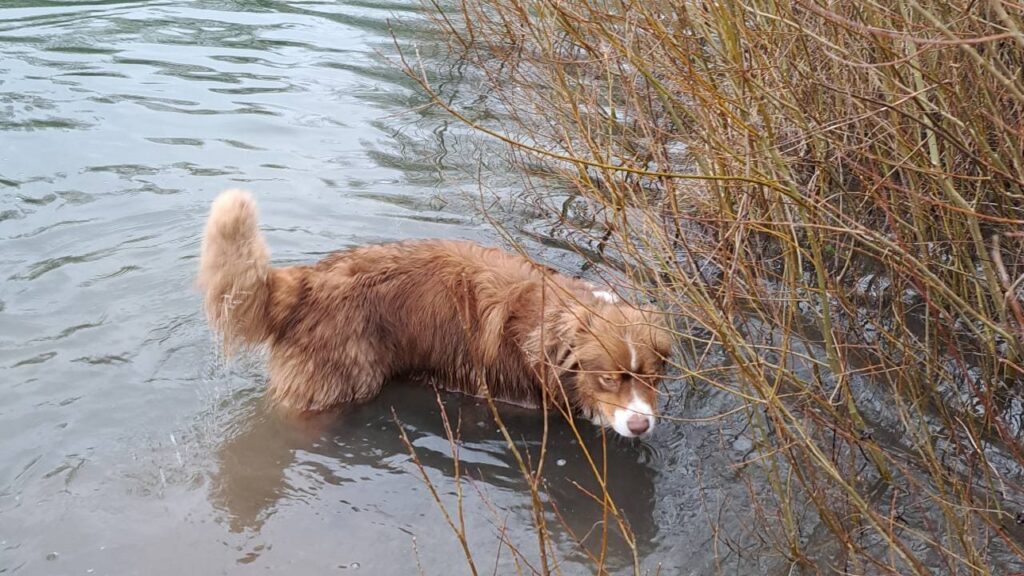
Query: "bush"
409 1 1024 573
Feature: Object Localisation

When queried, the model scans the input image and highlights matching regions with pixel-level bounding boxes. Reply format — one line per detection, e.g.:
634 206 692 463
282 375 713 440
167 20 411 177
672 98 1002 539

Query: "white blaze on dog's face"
570 307 671 438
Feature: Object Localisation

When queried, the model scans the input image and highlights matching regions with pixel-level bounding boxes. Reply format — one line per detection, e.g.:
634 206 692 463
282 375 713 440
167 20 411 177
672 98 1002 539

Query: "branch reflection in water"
208 380 658 570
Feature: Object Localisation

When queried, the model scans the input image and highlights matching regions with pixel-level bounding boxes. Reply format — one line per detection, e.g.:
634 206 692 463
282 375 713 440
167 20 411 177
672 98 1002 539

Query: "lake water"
0 1 796 574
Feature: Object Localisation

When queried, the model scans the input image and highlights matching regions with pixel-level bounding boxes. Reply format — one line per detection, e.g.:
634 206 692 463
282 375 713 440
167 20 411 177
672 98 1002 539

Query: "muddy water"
0 1 764 575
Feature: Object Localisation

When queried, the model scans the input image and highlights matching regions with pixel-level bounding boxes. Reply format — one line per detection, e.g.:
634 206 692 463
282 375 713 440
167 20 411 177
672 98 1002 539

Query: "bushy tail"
198 189 273 351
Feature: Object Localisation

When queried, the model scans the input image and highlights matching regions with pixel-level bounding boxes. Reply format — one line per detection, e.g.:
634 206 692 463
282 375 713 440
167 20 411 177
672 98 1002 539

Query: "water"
0 1 814 574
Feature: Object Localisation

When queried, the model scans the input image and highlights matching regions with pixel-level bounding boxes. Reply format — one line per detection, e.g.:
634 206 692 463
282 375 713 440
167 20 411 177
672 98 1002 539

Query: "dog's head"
565 304 672 438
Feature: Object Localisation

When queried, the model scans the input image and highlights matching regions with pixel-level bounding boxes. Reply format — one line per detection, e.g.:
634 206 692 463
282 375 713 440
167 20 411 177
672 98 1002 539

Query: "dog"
198 189 672 438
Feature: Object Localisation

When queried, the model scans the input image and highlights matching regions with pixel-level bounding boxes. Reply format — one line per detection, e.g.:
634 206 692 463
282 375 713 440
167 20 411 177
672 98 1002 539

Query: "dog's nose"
627 414 650 436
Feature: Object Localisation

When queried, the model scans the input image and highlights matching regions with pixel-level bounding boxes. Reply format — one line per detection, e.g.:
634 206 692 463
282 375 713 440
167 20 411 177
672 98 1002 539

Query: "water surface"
0 2 763 574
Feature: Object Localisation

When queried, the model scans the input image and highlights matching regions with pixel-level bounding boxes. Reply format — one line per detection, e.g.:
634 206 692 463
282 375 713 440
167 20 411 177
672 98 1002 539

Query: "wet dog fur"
198 189 672 438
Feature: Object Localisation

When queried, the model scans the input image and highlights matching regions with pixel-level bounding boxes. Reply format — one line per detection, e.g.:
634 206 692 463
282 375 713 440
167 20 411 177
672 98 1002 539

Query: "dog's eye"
599 374 620 391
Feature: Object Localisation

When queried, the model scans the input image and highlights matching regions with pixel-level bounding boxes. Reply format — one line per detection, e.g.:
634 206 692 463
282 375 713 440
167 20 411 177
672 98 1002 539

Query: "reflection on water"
209 382 658 572
0 0 764 574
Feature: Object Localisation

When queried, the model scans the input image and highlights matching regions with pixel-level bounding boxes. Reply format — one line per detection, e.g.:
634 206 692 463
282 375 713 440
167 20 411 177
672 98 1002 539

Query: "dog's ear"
570 304 598 336
652 321 673 360
640 311 673 362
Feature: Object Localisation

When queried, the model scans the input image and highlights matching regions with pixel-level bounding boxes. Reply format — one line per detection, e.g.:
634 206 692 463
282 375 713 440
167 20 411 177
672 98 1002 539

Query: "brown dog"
198 190 671 438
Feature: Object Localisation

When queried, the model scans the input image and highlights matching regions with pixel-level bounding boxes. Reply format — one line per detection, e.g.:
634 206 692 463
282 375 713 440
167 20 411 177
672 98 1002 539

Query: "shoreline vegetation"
399 1 1024 573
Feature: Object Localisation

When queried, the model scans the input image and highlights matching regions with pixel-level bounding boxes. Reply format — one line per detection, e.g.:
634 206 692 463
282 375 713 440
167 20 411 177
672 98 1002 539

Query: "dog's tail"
198 189 274 351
